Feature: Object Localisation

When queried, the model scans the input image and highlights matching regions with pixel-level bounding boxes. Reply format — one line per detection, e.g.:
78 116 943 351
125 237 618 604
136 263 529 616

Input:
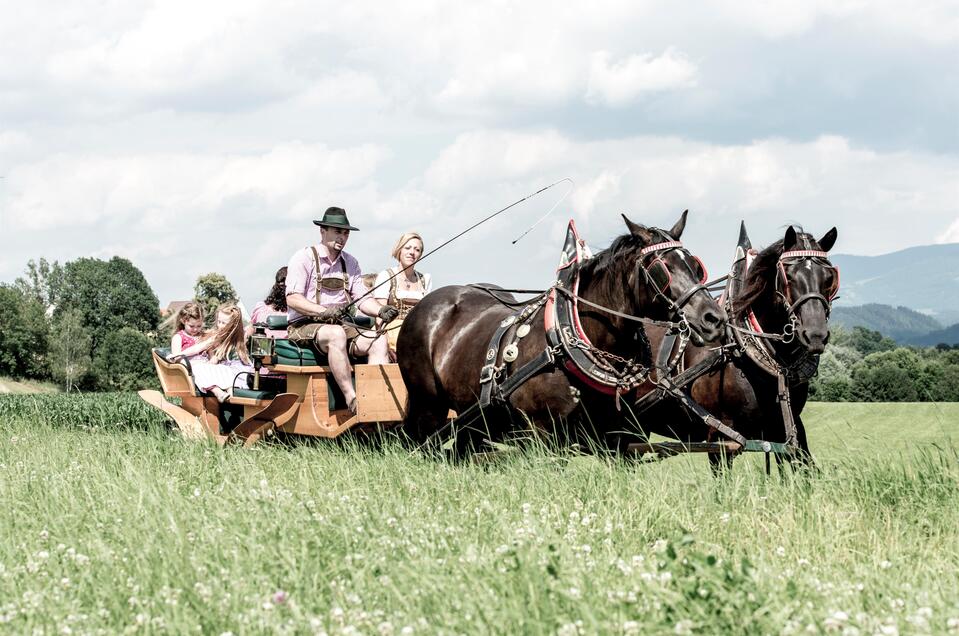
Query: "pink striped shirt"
285 245 369 322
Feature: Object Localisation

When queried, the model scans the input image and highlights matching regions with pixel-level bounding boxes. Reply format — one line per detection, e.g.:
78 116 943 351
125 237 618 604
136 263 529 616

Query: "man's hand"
378 305 400 323
315 306 343 323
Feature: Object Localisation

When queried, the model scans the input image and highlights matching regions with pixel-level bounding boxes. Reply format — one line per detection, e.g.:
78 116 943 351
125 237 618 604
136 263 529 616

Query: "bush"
92 328 158 391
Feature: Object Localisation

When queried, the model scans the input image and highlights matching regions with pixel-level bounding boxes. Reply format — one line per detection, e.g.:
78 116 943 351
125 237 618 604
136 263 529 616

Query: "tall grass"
0 396 957 634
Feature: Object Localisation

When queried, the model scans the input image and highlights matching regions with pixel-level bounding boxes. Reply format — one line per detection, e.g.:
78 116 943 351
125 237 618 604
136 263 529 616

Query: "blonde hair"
390 232 424 263
207 304 250 365
175 302 204 333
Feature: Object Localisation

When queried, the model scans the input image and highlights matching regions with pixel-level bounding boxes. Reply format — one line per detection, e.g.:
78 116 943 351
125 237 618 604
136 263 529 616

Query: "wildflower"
719 512 730 523
272 590 288 605
946 617 959 632
568 586 582 599
193 488 201 498
623 621 641 634
775 546 786 557
36 551 49 561
674 620 694 634
823 610 848 632
879 560 892 570
39 530 49 541
652 539 668 553
877 624 898 636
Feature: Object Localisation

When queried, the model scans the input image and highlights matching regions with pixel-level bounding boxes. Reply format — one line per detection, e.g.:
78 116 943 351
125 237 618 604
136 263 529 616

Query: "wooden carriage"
138 315 411 446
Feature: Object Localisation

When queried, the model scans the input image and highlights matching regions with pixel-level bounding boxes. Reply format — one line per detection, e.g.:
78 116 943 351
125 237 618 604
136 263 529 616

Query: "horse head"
778 226 839 353
736 225 839 355
616 210 728 345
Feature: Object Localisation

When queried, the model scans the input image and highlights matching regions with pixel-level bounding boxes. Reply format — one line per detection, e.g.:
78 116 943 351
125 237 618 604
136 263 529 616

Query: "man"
286 207 398 413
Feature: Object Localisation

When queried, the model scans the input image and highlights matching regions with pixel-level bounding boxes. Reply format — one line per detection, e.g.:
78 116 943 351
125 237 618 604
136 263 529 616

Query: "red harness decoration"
544 221 619 394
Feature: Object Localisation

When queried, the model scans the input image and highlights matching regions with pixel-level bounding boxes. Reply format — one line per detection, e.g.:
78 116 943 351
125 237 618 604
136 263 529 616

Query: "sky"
1 0 957 307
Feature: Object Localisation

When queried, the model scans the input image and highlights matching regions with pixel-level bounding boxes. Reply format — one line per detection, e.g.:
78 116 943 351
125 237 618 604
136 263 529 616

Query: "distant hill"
907 323 959 347
831 242 959 326
831 304 942 342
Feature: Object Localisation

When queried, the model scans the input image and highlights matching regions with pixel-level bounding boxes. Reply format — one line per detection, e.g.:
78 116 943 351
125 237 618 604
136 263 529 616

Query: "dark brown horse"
397 211 728 453
633 223 839 466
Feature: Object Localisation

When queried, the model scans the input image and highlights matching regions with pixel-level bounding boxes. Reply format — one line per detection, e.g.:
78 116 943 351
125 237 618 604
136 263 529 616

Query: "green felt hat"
313 207 359 231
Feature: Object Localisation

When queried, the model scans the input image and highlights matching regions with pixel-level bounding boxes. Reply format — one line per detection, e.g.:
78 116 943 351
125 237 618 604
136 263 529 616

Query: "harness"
722 244 837 450
438 220 748 447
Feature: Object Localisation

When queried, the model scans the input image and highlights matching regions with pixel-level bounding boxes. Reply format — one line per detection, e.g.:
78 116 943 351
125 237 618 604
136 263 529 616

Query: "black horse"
634 223 839 466
397 211 728 453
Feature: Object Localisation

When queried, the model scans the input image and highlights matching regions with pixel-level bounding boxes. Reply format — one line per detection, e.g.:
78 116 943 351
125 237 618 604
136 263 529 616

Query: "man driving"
285 207 398 414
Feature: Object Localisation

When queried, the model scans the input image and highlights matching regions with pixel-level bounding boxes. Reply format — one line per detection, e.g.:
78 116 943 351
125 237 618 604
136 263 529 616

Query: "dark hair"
264 266 288 311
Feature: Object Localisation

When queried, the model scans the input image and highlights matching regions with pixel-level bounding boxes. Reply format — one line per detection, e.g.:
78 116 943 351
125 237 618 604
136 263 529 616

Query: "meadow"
0 395 957 635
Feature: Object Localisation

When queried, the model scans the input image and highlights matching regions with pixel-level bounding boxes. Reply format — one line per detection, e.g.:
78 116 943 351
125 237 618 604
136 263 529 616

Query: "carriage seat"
264 314 373 367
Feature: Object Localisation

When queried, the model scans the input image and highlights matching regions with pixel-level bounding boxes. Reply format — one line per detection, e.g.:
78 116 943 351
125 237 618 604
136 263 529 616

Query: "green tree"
49 309 93 392
56 257 160 350
0 285 50 379
843 327 897 356
850 349 925 402
194 273 238 326
14 257 64 314
92 328 157 391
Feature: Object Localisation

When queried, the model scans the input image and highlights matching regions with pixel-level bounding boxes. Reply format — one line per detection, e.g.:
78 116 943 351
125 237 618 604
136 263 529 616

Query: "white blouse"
372 266 433 301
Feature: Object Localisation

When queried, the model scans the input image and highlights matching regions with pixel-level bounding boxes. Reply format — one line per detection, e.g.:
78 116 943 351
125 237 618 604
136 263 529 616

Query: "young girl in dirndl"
172 304 253 402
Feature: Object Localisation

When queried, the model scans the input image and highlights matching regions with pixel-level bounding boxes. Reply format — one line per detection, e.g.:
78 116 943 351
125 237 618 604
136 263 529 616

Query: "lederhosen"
287 247 365 352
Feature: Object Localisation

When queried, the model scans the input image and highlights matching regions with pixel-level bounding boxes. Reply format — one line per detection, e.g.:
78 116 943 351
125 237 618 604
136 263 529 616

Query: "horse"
397 210 729 454
632 223 839 468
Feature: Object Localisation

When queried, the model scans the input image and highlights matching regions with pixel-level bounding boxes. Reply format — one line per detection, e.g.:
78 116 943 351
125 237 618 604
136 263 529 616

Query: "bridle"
638 237 711 324
775 249 840 319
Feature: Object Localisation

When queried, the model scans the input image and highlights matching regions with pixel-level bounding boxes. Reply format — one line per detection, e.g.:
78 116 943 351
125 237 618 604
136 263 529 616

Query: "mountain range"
824 242 959 345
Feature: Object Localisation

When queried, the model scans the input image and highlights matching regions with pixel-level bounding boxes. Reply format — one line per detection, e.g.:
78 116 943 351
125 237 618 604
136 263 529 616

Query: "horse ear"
737 221 752 250
818 227 838 252
668 209 688 239
622 214 647 236
783 225 799 251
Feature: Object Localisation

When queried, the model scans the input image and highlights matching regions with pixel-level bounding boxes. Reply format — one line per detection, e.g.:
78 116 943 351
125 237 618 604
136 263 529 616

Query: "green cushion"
266 315 289 329
232 388 278 401
274 339 325 366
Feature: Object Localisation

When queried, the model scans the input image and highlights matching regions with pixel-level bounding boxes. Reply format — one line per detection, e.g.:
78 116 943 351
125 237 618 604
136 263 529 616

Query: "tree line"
2 257 958 401
808 326 959 402
0 258 237 392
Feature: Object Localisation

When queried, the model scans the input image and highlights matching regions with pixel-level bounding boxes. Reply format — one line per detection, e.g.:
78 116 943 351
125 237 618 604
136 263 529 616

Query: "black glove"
315 306 343 323
378 305 400 323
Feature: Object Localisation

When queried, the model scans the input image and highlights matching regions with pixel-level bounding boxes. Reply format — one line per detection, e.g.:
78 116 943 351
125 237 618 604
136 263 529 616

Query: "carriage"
138 314 418 446
140 213 839 471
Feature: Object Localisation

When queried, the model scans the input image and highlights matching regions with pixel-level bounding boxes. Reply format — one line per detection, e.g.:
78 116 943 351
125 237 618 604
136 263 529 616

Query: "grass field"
1 396 957 635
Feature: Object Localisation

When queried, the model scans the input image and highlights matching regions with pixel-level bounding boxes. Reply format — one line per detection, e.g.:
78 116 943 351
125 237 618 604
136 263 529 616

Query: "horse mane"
576 230 662 298
733 240 782 318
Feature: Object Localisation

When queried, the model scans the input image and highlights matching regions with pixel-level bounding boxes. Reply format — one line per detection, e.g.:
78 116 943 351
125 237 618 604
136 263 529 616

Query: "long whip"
341 177 574 312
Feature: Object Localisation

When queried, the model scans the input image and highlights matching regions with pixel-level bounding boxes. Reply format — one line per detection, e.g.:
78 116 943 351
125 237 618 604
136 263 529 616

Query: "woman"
251 266 288 338
373 232 432 355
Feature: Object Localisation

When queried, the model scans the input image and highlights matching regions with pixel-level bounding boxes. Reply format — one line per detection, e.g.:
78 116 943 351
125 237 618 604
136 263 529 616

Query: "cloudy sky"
1 0 957 306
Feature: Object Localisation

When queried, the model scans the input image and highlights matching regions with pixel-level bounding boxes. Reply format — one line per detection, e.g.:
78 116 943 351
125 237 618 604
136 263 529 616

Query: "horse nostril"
703 310 725 329
823 330 831 345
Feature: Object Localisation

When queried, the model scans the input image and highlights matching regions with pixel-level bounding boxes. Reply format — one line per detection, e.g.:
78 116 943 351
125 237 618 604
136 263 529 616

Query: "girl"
250 266 288 338
172 304 253 403
170 302 206 357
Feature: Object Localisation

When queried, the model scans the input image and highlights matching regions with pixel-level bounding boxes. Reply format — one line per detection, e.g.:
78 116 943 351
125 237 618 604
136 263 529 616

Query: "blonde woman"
172 304 253 402
373 231 433 355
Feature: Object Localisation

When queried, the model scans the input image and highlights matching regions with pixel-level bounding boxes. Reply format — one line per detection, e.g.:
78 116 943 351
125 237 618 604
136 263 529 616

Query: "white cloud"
585 48 698 107
1 141 389 232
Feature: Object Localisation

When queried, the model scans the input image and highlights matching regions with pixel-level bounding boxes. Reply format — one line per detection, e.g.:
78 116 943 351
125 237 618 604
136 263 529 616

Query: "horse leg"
403 387 450 449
